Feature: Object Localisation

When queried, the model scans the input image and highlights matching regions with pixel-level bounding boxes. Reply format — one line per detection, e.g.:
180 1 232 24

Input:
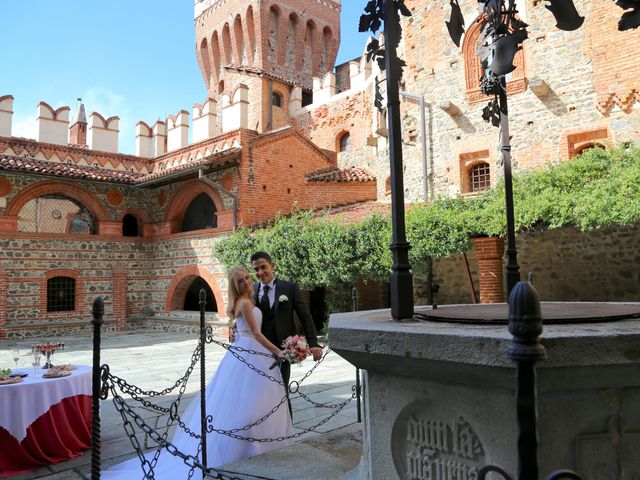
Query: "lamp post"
497 73 520 296
384 0 414 320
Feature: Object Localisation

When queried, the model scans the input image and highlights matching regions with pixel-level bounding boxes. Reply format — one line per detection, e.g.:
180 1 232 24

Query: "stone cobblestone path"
1 330 361 479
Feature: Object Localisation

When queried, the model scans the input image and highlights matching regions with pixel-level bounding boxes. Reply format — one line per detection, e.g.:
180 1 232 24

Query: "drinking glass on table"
12 349 20 368
32 352 42 375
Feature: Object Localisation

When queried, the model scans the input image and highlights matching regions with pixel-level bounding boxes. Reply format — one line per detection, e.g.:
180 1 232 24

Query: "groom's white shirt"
259 279 276 308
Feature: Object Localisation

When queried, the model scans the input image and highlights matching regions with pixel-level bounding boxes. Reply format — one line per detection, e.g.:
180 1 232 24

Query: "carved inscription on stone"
393 412 485 480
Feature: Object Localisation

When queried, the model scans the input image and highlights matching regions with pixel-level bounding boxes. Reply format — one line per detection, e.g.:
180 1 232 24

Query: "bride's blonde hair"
226 267 249 319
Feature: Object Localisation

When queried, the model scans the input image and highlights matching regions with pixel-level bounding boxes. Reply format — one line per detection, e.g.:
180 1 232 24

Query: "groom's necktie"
260 285 271 313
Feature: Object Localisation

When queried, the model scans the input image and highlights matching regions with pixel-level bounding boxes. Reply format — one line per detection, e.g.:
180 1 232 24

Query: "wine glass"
32 352 42 375
11 349 20 368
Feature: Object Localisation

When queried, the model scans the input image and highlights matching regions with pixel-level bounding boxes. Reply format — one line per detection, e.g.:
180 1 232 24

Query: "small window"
385 176 391 195
218 80 225 94
122 213 141 237
272 91 282 107
47 276 76 312
302 90 313 107
339 132 351 152
470 162 491 192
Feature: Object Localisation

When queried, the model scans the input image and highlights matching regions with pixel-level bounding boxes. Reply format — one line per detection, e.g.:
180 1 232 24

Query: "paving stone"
1 330 362 479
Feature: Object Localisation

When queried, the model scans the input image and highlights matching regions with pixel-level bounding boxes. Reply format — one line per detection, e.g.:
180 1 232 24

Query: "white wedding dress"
103 307 293 479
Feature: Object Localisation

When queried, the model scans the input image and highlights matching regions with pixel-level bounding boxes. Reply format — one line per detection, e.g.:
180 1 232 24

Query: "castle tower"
194 0 340 132
69 99 87 147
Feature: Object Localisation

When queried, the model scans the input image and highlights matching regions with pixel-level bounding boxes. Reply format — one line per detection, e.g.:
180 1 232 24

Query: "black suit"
254 278 319 391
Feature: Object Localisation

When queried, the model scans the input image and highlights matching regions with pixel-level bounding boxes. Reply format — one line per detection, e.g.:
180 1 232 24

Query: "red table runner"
0 394 91 477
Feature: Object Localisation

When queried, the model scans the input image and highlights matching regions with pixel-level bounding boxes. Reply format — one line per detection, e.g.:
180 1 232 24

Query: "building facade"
0 0 638 338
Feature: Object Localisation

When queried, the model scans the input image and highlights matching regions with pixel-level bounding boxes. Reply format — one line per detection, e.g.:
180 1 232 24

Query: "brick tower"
68 99 87 147
194 0 340 132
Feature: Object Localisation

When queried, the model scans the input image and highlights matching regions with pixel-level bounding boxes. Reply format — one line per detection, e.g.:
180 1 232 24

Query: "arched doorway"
183 277 218 312
182 192 217 232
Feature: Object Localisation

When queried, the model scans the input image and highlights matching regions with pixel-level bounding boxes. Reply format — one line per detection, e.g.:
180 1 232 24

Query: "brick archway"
164 179 225 224
6 180 108 223
165 265 224 314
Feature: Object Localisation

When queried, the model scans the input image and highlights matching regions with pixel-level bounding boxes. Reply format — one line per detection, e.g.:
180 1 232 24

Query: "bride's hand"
275 350 285 359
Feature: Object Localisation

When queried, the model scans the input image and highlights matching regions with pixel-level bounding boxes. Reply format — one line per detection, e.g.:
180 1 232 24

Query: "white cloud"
11 114 37 140
80 86 136 154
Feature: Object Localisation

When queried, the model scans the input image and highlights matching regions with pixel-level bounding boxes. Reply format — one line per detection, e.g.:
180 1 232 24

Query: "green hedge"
214 144 640 291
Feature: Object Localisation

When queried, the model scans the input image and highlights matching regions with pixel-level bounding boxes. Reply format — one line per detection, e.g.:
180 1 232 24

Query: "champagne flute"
12 349 20 368
32 352 42 375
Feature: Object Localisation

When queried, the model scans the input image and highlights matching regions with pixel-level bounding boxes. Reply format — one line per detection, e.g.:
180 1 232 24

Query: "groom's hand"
310 347 323 361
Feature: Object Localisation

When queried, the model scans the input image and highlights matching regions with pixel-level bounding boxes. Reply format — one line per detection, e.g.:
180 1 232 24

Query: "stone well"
329 303 640 479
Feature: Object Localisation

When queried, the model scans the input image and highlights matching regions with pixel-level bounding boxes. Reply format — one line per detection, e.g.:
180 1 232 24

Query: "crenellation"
36 101 70 146
222 84 249 132
0 95 14 138
167 110 190 152
152 120 167 157
192 98 218 143
136 121 153 158
88 112 119 153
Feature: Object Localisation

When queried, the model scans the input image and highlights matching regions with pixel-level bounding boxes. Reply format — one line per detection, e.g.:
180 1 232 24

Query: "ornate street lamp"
360 0 414 319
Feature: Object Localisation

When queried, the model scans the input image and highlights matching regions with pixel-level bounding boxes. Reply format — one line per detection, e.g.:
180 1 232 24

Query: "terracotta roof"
306 167 376 183
135 147 241 185
0 153 143 184
0 147 241 186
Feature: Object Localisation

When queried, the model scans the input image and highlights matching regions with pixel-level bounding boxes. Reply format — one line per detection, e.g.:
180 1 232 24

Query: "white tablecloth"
0 365 92 443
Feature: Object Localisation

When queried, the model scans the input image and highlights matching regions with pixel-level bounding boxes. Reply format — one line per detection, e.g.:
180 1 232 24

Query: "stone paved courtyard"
0 329 362 479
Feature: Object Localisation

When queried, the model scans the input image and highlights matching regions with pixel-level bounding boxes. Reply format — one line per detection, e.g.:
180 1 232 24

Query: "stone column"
472 236 505 303
112 264 127 331
0 268 6 339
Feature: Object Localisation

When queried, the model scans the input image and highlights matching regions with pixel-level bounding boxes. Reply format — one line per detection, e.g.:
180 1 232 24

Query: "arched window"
470 162 491 192
47 276 76 312
462 18 526 104
182 193 217 232
18 195 96 234
183 277 218 312
575 142 605 157
122 213 141 237
272 91 282 107
339 132 351 152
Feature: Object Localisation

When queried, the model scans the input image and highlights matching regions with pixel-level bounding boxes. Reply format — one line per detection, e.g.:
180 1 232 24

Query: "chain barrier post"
91 297 104 480
351 287 362 423
198 289 207 476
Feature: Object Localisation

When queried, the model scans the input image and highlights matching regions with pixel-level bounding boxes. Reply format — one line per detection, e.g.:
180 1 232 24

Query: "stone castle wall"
427 224 640 305
389 0 640 201
0 231 226 339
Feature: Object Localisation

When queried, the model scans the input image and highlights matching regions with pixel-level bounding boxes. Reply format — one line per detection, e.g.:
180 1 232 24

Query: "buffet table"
0 365 92 476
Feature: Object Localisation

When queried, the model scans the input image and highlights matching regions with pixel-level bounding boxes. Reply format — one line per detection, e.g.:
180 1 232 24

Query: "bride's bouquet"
269 335 310 370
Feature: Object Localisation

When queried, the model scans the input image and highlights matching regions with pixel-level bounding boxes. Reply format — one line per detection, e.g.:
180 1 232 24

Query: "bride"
103 267 293 479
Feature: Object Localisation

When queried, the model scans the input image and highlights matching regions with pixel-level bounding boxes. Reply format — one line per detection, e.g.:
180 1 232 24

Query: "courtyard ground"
1 329 363 480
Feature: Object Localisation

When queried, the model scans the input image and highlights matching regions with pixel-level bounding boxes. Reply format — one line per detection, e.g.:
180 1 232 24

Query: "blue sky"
0 1 371 155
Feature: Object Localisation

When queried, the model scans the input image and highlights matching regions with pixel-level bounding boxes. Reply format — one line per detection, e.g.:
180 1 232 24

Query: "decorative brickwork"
471 236 505 303
165 264 225 316
564 127 610 159
112 264 127 330
0 268 7 339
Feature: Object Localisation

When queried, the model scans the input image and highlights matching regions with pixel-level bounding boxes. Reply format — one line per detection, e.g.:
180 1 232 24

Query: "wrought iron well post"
384 0 414 320
497 81 521 297
91 297 104 480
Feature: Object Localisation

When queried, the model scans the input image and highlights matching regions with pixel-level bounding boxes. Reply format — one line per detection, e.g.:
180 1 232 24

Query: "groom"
250 251 323 394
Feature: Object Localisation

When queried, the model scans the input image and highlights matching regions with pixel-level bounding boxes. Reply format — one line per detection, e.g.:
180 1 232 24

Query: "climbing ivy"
213 144 640 306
